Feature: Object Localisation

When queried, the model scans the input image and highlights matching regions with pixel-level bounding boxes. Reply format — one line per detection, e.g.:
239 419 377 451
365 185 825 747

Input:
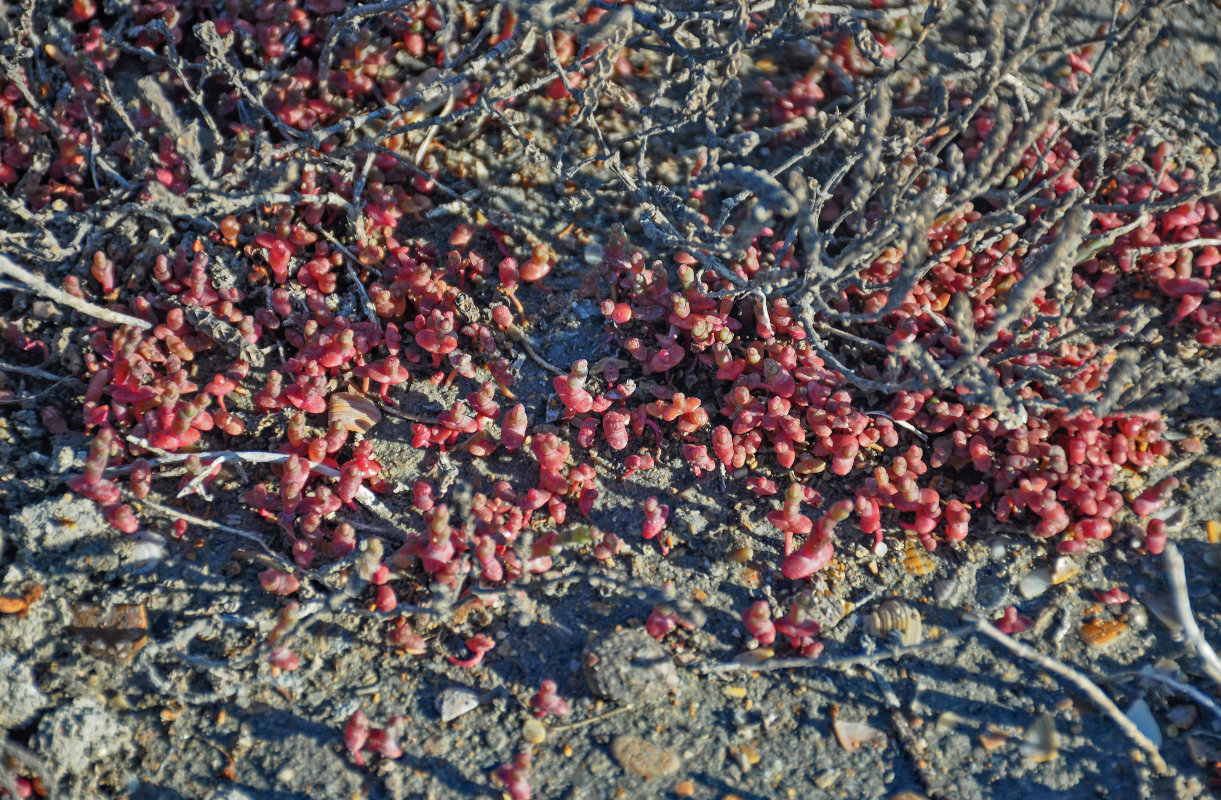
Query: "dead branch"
971 617 1169 775
1163 542 1221 690
0 254 153 330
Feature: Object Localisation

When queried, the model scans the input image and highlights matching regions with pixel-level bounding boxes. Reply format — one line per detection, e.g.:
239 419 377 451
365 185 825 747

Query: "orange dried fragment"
1206 520 1221 544
0 585 43 616
68 603 149 664
727 546 752 564
1080 617 1128 648
979 726 1009 750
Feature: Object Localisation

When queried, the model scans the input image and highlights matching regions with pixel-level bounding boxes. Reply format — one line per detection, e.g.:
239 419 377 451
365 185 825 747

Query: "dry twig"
0 254 153 330
1163 542 1221 690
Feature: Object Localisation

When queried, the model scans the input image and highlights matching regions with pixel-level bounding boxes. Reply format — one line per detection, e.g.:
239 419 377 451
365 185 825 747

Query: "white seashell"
435 687 480 722
130 531 167 573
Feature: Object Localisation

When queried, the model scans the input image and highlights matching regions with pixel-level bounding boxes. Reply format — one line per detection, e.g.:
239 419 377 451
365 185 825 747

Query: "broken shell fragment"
864 600 923 646
1050 556 1078 585
903 538 936 575
329 392 382 434
833 718 886 752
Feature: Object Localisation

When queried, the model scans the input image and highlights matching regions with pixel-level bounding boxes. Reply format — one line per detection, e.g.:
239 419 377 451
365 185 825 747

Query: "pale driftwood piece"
0 254 153 330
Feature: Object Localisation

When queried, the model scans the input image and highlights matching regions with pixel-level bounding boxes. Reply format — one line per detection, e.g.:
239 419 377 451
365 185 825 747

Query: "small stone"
673 779 695 796
609 734 680 779
933 577 966 607
1050 556 1078 585
732 648 773 665
422 734 449 756
1018 567 1053 599
814 769 839 789
727 743 760 772
582 628 681 704
722 686 747 699
50 445 75 474
522 718 546 744
1019 712 1058 763
435 687 481 722
1142 593 1182 633
979 727 1008 750
935 712 961 733
1167 704 1198 731
974 576 1009 612
727 545 752 564
1187 736 1219 768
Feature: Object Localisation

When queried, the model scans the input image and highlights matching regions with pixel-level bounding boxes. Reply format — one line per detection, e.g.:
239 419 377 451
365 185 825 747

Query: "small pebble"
974 577 1010 611
1019 712 1059 763
933 576 968 607
935 712 961 733
522 718 546 744
1050 556 1078 585
1143 593 1182 633
610 734 681 779
422 734 448 756
1167 704 1198 730
833 719 886 752
1018 568 1053 600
